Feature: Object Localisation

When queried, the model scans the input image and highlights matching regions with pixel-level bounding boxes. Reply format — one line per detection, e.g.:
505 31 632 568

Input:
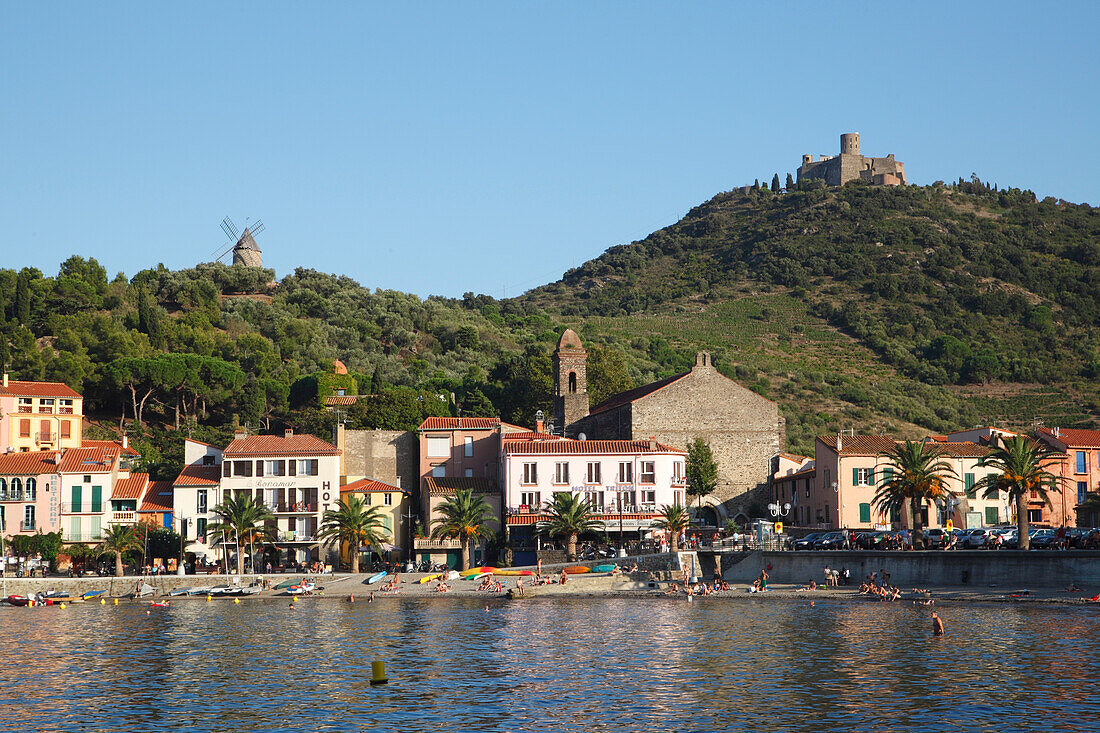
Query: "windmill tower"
213 217 265 267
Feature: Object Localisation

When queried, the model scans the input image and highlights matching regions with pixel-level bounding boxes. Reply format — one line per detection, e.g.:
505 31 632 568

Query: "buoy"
233 598 240 604
348 594 354 603
370 659 389 685
207 595 212 602
100 599 106 605
114 598 119 605
60 603 66 609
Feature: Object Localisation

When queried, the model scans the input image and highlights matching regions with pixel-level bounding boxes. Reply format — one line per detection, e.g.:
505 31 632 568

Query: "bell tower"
553 329 588 435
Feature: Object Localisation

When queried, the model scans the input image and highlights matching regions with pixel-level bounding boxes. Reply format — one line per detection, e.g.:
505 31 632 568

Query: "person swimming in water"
931 612 945 636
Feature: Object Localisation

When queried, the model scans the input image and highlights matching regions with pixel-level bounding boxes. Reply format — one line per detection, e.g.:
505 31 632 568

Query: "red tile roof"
112 474 149 500
58 446 117 473
1036 427 1100 449
775 466 816 482
138 481 174 513
587 372 688 417
324 396 359 406
504 439 685 455
223 434 339 457
931 441 990 458
424 476 499 494
81 439 139 456
0 380 81 398
418 417 501 431
341 477 405 493
174 464 222 486
778 452 810 462
502 432 564 442
816 435 898 456
0 450 61 475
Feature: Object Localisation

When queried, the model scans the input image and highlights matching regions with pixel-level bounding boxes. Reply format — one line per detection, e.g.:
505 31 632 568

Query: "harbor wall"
723 550 1100 587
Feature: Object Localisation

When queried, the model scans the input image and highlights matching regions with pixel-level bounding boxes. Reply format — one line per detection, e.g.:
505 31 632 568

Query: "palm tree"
536 492 603 561
973 435 1063 550
874 440 957 546
317 496 388 573
653 504 691 553
430 488 496 571
208 493 276 575
96 524 143 577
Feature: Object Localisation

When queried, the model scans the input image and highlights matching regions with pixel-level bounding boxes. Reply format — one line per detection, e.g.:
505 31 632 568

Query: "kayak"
592 564 617 573
471 572 492 581
446 570 460 580
417 573 442 584
494 570 534 577
150 601 170 608
6 596 30 607
563 566 591 574
365 571 388 585
460 566 497 577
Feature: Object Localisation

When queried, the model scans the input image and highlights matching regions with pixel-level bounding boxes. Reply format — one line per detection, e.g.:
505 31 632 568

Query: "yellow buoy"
59 603 66 609
370 659 389 685
101 599 106 605
114 598 119 605
233 598 240 604
207 595 212 602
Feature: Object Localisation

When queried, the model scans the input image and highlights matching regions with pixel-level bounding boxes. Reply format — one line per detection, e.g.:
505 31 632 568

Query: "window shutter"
256 460 264 477
852 468 859 485
91 485 102 513
883 467 894 482
868 468 875 484
859 503 871 523
72 485 82 513
289 461 296 477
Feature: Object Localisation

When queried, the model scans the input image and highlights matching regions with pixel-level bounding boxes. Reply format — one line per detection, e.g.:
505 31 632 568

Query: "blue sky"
2 2 1097 298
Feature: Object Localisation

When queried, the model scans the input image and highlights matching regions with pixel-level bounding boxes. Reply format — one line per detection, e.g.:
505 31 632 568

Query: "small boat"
274 578 300 590
286 581 316 595
365 571 388 585
563 566 591 574
471 572 492 581
186 586 214 596
169 588 191 597
81 590 107 600
235 585 263 596
40 590 70 600
208 585 235 596
494 569 535 577
150 601 170 608
460 566 498 577
446 570 460 581
130 583 157 599
6 595 30 607
417 573 442 584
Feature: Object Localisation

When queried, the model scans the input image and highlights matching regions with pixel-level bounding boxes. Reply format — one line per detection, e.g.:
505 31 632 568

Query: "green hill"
1 178 1097 476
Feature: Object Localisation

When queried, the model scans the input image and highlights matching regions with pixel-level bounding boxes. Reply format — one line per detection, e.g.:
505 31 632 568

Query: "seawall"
724 550 1100 588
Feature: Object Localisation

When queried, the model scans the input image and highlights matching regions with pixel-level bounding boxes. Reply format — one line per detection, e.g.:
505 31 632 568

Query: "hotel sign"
255 479 300 489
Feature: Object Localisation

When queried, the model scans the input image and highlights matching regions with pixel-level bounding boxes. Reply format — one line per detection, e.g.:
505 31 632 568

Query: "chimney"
1053 426 1061 438
234 427 247 440
122 435 129 449
536 419 545 433
2 373 6 387
648 436 657 451
284 428 294 438
836 434 843 452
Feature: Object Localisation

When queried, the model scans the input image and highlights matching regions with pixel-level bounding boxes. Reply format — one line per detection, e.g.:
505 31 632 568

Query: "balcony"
110 511 138 524
34 432 55 444
0 492 24 502
67 532 105 543
17 405 31 414
61 503 105 514
264 503 318 514
20 521 35 532
59 406 74 415
37 407 54 414
413 537 462 550
271 532 317 544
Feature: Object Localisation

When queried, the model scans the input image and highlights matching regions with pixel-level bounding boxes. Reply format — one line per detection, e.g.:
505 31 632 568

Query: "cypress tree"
14 270 31 325
786 173 795 190
771 174 780 193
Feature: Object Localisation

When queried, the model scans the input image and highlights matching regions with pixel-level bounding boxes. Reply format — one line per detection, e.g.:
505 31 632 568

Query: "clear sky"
2 2 1097 298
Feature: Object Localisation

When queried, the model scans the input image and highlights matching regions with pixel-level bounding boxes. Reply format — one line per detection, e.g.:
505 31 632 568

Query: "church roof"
556 328 584 351
586 371 690 417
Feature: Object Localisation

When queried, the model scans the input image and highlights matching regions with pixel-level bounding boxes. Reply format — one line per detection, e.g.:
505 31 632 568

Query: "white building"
173 430 342 567
501 436 687 553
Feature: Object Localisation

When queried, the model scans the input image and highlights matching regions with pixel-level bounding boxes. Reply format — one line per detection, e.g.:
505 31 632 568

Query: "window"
60 421 71 439
585 491 604 509
233 461 253 477
985 507 999 525
295 459 318 476
617 491 636 510
1027 509 1042 523
426 435 450 458
805 479 810 498
465 468 473 477
641 489 656 505
618 462 633 484
464 437 473 457
672 461 684 483
25 478 36 501
568 372 577 393
202 455 215 466
674 490 683 505
196 517 207 540
640 461 655 484
197 490 208 514
1076 451 1087 473
859 503 871 523
965 473 976 499
853 468 874 486
10 478 22 501
223 462 231 477
24 505 35 530
520 491 540 508
380 493 391 506
824 468 831 492
553 462 570 484
19 419 30 438
264 460 285 476
1079 482 1088 505
586 462 601 484
0 478 5 500
522 463 538 485
432 465 446 478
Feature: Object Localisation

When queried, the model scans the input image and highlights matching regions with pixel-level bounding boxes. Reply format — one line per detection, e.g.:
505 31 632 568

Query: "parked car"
957 528 992 549
851 530 879 549
792 533 825 551
1030 528 1058 549
1064 527 1089 548
813 532 848 550
923 528 949 549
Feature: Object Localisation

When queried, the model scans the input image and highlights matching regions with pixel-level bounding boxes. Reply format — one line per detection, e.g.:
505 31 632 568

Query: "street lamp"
768 502 791 518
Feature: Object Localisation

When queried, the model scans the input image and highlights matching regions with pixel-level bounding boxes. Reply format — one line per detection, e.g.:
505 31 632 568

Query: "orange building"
0 374 83 452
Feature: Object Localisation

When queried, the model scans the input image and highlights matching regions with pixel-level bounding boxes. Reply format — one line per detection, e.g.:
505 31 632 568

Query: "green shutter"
859 503 871 523
868 468 876 485
883 467 894 482
965 473 975 498
72 485 82 513
985 507 999 525
852 468 859 485
91 485 102 513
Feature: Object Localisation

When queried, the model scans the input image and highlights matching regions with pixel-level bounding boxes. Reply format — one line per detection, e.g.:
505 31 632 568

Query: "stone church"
553 330 785 520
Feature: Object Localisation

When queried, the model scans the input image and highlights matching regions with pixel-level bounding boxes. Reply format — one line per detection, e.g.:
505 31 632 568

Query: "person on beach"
824 566 833 587
931 612 945 636
560 569 568 585
537 559 543 576
759 568 769 590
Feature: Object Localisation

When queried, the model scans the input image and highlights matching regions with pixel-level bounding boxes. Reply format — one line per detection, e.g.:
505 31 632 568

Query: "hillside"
1 178 1097 476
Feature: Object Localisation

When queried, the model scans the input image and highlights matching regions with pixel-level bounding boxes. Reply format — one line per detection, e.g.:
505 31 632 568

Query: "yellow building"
339 477 410 560
0 375 83 452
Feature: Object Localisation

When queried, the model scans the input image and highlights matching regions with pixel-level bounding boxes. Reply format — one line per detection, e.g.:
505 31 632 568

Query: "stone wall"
724 550 1100 587
338 428 417 492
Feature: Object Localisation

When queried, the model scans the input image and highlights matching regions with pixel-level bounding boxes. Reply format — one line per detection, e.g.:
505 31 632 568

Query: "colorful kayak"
592 564 617 573
365 571 388 585
471 572 492 581
460 566 497 577
418 573 443 584
563 566 591 574
494 569 534 577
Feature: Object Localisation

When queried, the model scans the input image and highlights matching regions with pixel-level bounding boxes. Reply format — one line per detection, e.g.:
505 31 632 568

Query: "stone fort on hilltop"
798 132 906 187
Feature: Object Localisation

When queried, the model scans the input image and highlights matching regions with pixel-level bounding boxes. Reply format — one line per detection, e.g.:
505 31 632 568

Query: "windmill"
212 217 265 267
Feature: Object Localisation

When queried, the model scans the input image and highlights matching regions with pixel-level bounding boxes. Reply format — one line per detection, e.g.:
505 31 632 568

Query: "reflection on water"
1 597 1098 732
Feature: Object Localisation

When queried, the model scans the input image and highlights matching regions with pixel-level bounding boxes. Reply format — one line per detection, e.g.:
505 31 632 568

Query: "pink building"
1036 427 1100 528
0 451 62 537
0 375 83 452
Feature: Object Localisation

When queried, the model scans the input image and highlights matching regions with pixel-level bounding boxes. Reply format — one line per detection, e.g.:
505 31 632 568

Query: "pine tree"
771 174 780 193
14 270 31 325
786 173 795 190
135 287 164 349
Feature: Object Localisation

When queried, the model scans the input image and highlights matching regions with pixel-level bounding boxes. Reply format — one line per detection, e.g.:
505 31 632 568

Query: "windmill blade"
212 242 235 261
221 217 239 241
249 220 265 237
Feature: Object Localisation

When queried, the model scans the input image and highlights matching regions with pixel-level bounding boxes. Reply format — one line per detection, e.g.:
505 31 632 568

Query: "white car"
958 528 992 549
